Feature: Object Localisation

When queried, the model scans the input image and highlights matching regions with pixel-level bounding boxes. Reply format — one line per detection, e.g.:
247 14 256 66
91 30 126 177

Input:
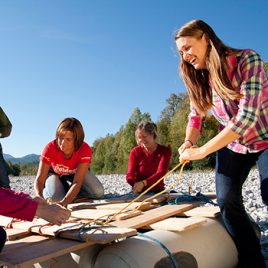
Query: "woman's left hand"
133 181 145 193
179 146 207 163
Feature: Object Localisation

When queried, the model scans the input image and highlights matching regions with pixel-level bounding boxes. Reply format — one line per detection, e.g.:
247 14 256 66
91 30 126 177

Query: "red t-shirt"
0 188 37 221
40 140 92 176
126 144 172 192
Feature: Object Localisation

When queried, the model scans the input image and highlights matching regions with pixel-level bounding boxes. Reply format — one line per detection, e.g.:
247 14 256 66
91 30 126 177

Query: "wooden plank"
68 200 152 211
1 235 49 254
5 228 31 241
95 202 151 211
72 208 142 221
0 237 95 268
8 218 85 236
71 209 118 220
178 206 220 218
115 210 142 220
138 193 169 204
7 218 50 232
0 215 13 227
71 208 143 221
148 216 207 232
22 221 137 243
68 201 117 211
68 194 168 211
201 192 217 199
58 226 137 243
30 221 84 236
111 204 194 229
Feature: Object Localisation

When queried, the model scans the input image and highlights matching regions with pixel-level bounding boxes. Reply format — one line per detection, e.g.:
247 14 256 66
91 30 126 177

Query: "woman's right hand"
178 140 193 155
36 203 71 226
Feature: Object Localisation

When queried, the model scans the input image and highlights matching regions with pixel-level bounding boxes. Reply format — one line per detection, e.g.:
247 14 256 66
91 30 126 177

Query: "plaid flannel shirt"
188 49 268 153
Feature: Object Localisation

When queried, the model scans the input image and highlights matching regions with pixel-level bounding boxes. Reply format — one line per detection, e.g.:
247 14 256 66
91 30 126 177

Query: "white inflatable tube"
93 218 238 268
34 244 104 268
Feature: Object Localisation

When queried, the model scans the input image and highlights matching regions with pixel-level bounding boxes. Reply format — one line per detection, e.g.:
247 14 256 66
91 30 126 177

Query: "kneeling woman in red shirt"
34 117 104 207
126 121 172 193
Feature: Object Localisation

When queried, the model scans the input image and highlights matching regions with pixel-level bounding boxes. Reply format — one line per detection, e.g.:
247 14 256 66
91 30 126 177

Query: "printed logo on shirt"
42 156 51 162
81 156 91 161
54 164 77 175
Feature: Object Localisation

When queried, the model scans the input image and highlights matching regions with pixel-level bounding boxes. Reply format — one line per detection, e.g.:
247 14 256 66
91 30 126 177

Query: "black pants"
216 147 267 268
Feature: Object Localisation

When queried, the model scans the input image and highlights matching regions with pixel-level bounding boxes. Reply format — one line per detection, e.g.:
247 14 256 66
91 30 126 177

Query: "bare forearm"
34 162 50 199
179 127 201 155
202 126 240 156
179 126 240 162
185 126 200 144
61 182 82 204
34 180 44 198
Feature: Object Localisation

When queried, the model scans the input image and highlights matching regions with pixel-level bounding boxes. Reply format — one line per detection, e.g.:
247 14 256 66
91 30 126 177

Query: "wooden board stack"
0 192 220 267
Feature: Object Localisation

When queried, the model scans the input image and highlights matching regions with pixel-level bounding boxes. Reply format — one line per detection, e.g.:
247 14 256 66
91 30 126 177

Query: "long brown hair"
175 19 242 115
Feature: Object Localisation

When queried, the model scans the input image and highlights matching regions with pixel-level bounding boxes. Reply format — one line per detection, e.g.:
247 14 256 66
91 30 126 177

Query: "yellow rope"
135 161 187 210
72 161 188 233
102 161 187 225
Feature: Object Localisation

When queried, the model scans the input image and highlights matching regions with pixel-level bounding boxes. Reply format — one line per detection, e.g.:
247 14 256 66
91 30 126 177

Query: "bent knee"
94 185 104 198
217 195 243 210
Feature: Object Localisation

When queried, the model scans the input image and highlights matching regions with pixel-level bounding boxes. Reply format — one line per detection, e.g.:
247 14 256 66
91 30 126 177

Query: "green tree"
169 94 190 167
158 92 184 146
116 112 139 173
88 92 222 174
160 93 183 121
90 107 152 174
19 162 39 176
115 108 152 173
6 161 21 176
90 138 106 174
264 61 268 77
102 135 117 174
192 116 218 169
157 117 170 146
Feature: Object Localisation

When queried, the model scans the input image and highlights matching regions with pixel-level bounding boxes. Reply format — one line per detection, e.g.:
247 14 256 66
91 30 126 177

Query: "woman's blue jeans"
43 170 104 202
216 147 268 268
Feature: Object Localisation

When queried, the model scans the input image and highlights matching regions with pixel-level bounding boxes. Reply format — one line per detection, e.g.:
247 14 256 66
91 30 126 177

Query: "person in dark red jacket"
0 188 70 252
126 120 172 193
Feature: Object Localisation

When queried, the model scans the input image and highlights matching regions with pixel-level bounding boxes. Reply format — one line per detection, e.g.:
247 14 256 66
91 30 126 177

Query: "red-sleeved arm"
146 146 172 187
0 188 38 221
126 148 138 186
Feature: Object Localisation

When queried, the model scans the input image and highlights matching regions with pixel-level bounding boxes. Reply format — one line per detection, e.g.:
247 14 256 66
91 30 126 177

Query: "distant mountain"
3 153 40 164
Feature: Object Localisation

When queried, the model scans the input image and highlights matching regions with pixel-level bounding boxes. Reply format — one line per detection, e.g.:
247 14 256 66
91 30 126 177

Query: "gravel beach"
10 168 268 265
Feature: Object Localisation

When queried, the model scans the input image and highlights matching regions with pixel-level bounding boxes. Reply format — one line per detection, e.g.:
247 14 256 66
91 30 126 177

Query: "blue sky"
1 0 267 157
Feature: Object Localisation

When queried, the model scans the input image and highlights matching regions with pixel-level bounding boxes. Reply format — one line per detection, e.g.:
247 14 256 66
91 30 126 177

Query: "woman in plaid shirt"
175 20 268 267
